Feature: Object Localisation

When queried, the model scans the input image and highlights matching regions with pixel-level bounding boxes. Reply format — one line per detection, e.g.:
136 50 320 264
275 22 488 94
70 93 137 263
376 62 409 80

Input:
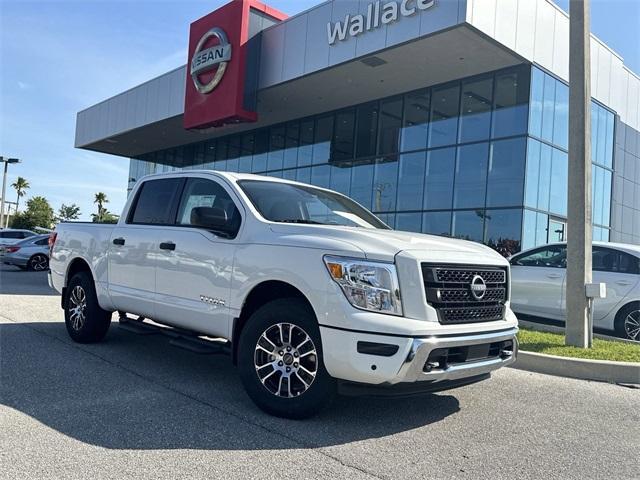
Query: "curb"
511 351 640 385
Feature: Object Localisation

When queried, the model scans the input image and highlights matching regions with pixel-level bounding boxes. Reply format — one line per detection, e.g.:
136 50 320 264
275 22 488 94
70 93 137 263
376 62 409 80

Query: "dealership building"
75 0 640 253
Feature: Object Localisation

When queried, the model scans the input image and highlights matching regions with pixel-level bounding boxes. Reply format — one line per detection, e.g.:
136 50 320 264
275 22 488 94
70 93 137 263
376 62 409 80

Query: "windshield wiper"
279 219 324 225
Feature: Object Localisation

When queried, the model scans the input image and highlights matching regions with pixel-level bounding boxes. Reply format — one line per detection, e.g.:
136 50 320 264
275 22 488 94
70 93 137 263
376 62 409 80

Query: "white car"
49 171 518 418
510 242 640 340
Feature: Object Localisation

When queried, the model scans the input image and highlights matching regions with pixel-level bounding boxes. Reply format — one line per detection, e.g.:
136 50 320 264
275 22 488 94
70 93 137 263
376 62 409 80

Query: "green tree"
11 176 30 212
91 209 119 224
94 192 109 222
57 203 81 222
10 196 55 230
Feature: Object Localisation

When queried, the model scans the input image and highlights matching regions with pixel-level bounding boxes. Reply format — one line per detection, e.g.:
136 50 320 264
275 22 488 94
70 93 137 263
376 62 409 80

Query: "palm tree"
94 192 109 222
11 177 29 212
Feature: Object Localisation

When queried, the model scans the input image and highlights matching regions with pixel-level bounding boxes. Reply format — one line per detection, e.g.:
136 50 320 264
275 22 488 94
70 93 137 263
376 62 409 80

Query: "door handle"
159 242 176 251
616 280 632 286
113 238 125 246
546 273 562 279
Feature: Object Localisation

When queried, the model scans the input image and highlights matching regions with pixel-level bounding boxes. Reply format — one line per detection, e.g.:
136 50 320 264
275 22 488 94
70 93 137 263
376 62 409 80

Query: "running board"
117 313 230 355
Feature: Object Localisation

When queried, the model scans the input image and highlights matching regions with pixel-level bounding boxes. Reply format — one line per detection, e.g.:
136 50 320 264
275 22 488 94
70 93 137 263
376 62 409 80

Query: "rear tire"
614 302 640 341
64 272 111 343
28 254 49 271
238 298 336 419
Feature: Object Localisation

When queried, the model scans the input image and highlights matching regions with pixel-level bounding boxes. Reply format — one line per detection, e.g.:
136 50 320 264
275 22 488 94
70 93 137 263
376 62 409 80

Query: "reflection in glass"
397 152 426 211
267 126 285 171
549 148 568 217
396 212 422 233
525 139 540 208
298 120 314 167
422 211 451 237
429 84 460 148
350 161 374 209
529 67 544 138
330 164 351 196
538 143 552 211
313 115 333 164
493 67 529 138
487 138 526 207
252 131 269 173
356 103 379 158
484 209 522 257
373 157 398 212
459 76 493 143
283 122 299 169
378 97 403 155
452 210 485 242
453 143 489 209
553 82 569 149
541 74 556 142
401 89 429 152
424 147 455 210
333 109 355 161
311 164 331 189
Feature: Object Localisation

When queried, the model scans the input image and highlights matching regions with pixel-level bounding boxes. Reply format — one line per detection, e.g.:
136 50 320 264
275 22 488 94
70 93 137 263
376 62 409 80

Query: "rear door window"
129 178 184 225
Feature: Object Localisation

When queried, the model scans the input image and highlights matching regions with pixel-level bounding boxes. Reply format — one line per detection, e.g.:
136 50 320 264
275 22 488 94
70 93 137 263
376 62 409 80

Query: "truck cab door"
153 177 242 339
107 177 185 319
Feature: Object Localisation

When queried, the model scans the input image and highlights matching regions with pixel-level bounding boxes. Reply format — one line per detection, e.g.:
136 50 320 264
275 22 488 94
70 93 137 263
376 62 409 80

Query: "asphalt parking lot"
1 264 638 480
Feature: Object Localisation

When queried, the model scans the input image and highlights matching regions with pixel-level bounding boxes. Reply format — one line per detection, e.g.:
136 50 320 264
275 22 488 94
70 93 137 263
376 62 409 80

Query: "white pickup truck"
49 171 518 418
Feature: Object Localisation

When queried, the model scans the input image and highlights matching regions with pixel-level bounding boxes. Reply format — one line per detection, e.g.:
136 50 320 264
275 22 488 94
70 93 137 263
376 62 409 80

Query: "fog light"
424 360 440 372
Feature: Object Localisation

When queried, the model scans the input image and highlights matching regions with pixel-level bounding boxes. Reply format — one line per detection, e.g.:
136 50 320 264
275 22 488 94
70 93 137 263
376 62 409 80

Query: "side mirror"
191 206 229 231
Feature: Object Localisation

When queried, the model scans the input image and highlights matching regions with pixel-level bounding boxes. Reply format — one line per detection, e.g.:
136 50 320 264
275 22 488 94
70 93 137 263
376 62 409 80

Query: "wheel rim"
68 285 87 331
624 310 640 341
254 322 318 398
30 255 48 271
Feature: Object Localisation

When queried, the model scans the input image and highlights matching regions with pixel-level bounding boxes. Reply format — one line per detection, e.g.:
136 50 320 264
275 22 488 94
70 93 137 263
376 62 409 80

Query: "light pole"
0 157 21 229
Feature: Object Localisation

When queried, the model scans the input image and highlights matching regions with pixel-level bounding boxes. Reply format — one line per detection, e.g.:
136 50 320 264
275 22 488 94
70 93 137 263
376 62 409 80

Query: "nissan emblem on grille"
469 274 487 300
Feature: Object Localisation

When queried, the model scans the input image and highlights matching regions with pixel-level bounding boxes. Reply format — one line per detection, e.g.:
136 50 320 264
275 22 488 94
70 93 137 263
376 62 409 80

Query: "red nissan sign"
184 0 287 129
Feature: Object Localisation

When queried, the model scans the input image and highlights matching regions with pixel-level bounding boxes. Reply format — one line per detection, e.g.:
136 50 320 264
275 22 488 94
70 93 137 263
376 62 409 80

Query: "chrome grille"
422 264 508 325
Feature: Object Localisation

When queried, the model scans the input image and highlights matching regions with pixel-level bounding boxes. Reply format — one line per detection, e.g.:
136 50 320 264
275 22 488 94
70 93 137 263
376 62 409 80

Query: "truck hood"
268 224 508 265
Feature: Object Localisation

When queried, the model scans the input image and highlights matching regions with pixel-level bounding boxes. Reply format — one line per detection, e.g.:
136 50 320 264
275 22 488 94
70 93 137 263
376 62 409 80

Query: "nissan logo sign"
190 27 231 94
470 275 487 301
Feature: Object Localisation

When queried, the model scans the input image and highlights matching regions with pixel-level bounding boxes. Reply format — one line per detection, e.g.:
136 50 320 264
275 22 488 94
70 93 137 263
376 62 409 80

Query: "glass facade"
522 66 614 250
128 63 617 256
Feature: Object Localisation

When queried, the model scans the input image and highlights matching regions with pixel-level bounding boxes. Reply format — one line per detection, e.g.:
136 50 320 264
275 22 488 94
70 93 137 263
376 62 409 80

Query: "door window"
176 178 241 236
593 247 640 274
512 245 567 268
35 238 49 246
129 178 184 225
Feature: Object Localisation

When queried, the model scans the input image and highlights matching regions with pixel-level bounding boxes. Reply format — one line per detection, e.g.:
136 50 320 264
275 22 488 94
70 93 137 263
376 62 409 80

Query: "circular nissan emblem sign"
190 27 232 94
470 274 487 300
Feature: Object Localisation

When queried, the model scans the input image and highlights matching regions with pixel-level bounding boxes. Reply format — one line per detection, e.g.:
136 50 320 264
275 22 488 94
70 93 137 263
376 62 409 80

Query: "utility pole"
0 157 21 229
566 0 592 348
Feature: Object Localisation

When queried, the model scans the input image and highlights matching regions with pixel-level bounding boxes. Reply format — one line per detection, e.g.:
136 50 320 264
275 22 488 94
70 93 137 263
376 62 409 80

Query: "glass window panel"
493 67 529 138
378 97 403 155
522 209 537 250
422 211 451 237
330 164 352 196
313 115 333 164
333 109 355 161
401 89 430 152
227 136 241 160
537 143 552 211
424 147 455 210
590 103 598 164
541 73 556 142
604 110 614 168
350 161 374 210
603 169 611 226
373 157 398 212
226 157 239 172
282 169 296 181
452 210 485 242
536 212 548 245
453 142 489 209
376 213 396 229
296 166 311 184
596 105 608 166
238 133 254 172
396 212 422 233
429 84 460 148
355 102 379 158
525 139 541 208
267 126 285 171
459 76 493 143
484 209 522 256
283 122 299 169
311 164 331 189
549 148 568 216
593 165 603 226
529 67 544 138
298 119 314 167
553 82 569 149
487 137 526 207
397 152 426 211
252 130 268 172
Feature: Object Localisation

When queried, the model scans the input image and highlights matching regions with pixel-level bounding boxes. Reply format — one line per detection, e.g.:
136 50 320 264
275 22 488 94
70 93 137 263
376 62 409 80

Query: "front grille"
422 264 508 325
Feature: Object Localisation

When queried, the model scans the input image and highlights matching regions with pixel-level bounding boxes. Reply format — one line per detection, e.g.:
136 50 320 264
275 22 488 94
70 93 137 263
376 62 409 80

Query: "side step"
118 312 230 355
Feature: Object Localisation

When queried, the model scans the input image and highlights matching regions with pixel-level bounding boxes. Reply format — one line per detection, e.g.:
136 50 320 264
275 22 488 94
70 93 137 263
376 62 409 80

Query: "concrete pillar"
566 0 592 348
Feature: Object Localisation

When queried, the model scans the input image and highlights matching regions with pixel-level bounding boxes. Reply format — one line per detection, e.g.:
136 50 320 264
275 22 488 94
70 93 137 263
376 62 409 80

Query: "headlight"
324 256 403 316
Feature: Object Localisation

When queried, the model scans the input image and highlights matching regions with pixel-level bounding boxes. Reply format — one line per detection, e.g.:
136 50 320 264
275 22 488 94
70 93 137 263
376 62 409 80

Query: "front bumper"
320 326 518 386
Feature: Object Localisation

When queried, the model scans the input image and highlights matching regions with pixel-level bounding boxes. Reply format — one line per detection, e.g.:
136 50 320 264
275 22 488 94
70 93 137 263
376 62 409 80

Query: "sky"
1 0 639 221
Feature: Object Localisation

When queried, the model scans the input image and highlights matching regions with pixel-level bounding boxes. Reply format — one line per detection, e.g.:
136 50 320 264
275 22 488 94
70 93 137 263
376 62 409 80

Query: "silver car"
2 234 50 271
510 242 640 340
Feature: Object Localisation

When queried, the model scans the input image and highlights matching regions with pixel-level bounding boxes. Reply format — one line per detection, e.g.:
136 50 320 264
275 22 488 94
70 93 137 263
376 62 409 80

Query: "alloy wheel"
624 310 640 341
68 285 87 331
30 254 48 271
254 322 318 398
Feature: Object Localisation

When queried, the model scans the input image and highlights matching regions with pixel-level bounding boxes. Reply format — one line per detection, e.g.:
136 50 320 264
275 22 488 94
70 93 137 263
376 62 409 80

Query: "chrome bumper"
391 327 518 384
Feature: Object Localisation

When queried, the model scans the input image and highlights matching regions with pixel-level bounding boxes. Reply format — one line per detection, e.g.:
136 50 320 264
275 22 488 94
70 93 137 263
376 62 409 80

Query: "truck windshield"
238 180 389 230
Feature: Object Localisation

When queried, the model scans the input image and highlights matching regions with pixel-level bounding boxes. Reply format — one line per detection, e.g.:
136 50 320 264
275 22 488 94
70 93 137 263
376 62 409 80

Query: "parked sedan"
510 242 640 341
0 228 37 251
2 234 50 271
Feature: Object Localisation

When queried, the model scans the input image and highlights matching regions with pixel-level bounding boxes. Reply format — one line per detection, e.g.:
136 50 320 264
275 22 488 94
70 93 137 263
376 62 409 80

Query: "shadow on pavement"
0 320 461 451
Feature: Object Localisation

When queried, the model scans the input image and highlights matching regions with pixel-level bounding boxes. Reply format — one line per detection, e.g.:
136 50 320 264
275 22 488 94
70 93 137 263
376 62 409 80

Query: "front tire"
238 298 336 419
64 272 111 343
614 302 640 341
